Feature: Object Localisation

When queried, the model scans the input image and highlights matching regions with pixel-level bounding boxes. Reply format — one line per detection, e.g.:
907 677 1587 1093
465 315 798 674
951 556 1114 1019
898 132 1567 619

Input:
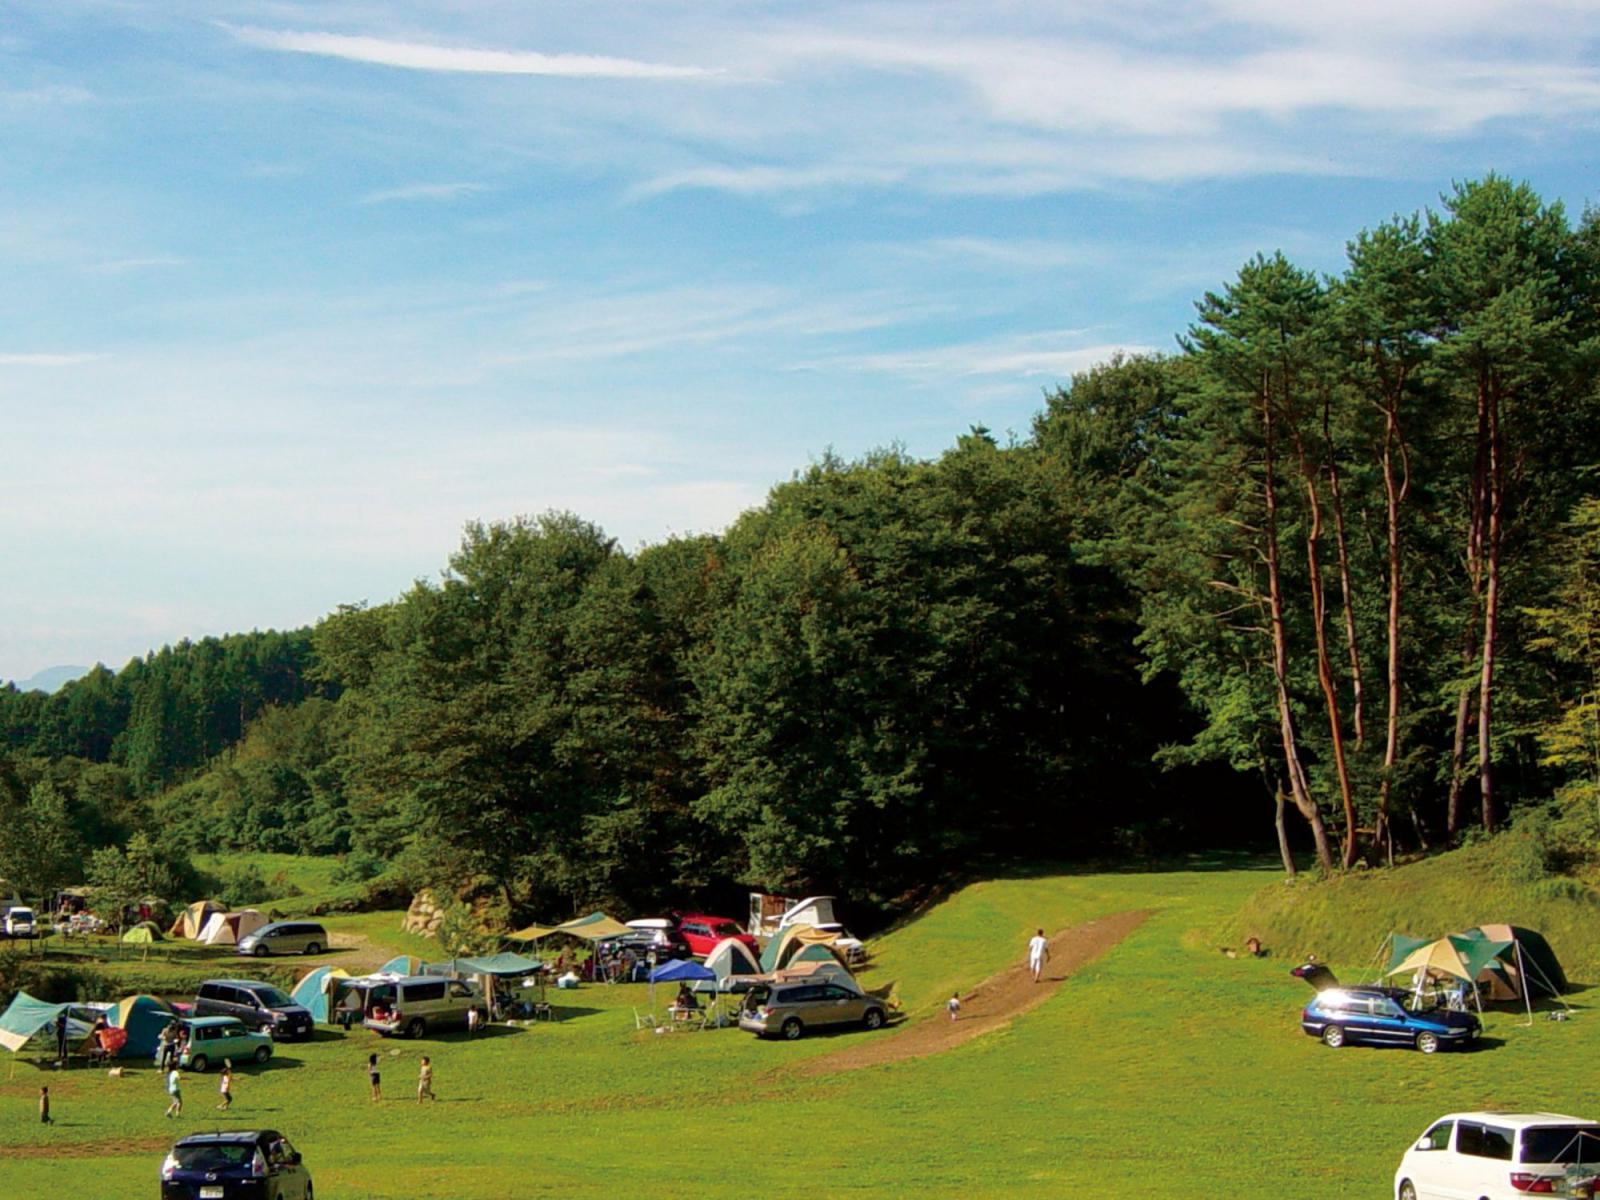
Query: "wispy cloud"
360 182 489 205
632 164 903 200
226 25 721 81
0 352 102 367
90 257 187 274
800 333 1156 383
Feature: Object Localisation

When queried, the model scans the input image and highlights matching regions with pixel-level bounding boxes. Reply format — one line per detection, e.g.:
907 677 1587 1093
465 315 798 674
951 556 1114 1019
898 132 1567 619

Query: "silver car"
738 979 886 1040
236 921 328 957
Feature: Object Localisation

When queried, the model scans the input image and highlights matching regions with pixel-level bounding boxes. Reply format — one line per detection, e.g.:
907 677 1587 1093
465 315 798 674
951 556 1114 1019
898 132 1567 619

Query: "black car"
160 1130 312 1200
1299 985 1481 1053
194 980 315 1041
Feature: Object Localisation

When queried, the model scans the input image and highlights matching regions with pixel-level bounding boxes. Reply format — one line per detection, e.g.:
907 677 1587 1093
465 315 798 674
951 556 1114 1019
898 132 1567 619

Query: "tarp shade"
506 923 561 942
1385 934 1433 974
649 958 716 984
556 913 630 941
427 953 543 977
1386 936 1510 984
0 993 95 1053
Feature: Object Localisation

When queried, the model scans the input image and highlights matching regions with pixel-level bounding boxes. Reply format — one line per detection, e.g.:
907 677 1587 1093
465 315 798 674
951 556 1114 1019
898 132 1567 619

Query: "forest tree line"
2 176 1597 921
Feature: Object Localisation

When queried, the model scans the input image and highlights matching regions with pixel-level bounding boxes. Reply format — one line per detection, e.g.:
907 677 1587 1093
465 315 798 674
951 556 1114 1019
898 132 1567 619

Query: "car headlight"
161 1153 178 1181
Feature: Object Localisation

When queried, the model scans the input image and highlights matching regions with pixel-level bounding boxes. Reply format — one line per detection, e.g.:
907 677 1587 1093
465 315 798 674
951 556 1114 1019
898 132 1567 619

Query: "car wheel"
1321 1025 1345 1049
406 1017 426 1039
253 943 270 957
189 1053 209 1073
1398 1180 1416 1200
781 1018 803 1041
863 1008 885 1030
1416 1032 1440 1055
254 1045 272 1064
303 942 321 956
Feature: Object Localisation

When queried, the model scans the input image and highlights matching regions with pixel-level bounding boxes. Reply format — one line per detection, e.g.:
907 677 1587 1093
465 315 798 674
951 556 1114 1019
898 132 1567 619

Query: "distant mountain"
10 665 90 694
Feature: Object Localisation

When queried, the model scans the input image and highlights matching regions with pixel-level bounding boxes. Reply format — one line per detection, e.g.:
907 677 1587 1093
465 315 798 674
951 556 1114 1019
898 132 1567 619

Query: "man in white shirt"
1028 928 1049 983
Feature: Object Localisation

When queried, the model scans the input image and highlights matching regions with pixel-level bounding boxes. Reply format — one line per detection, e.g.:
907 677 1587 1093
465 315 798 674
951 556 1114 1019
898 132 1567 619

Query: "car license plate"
200 1187 225 1198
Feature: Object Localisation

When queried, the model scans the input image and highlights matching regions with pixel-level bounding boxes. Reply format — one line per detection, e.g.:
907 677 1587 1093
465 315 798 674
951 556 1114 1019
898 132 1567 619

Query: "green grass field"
2 854 1595 1198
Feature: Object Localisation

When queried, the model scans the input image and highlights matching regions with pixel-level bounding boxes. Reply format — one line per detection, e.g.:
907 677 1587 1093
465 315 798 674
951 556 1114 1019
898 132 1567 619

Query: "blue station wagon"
1301 986 1481 1054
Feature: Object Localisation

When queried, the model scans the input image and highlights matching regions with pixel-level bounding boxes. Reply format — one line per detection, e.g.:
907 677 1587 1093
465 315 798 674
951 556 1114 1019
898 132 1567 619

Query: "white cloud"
633 164 903 199
90 257 187 274
226 25 721 81
802 333 1157 383
0 352 102 367
360 181 490 204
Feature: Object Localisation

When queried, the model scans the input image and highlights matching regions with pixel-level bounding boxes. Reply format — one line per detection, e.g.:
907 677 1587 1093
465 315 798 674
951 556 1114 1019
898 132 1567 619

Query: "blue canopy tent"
647 958 717 1025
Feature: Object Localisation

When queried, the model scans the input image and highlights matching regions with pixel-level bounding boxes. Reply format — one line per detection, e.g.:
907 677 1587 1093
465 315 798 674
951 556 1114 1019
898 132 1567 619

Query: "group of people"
51 1011 117 1065
366 1053 437 1102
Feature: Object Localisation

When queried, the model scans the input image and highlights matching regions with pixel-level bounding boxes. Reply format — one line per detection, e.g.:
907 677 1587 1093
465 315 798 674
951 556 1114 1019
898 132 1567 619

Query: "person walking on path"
947 992 962 1022
217 1061 233 1111
54 1011 69 1065
39 1086 52 1125
164 1066 183 1118
1028 928 1049 984
417 1056 435 1103
366 1053 381 1102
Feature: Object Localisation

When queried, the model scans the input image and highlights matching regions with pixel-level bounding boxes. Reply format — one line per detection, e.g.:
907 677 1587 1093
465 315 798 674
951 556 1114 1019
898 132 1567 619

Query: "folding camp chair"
632 1007 657 1031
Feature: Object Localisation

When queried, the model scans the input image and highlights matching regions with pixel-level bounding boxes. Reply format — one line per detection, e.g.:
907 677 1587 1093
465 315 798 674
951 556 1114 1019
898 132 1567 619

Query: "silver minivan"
237 921 328 957
363 976 484 1039
738 979 886 1040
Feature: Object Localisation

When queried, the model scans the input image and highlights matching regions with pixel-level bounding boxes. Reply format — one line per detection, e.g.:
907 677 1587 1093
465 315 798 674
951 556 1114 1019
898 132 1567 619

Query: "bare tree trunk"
1477 385 1504 832
1447 382 1490 836
1274 786 1295 877
1296 440 1360 869
1324 400 1365 749
1376 403 1410 857
1263 383 1336 873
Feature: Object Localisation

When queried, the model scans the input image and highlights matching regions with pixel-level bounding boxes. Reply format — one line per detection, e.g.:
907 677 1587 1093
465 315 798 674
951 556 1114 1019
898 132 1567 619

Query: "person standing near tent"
217 1061 233 1111
54 1010 69 1064
417 1056 435 1103
39 1086 52 1125
164 1065 183 1118
1028 928 1050 983
366 1052 381 1102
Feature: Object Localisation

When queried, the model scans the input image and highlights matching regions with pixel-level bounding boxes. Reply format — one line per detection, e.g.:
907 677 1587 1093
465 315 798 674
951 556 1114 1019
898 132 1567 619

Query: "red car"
677 914 758 958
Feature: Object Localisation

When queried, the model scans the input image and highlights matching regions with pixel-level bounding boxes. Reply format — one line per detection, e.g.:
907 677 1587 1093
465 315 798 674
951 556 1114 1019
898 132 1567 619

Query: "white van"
1394 1111 1600 1199
3 907 36 937
362 976 484 1039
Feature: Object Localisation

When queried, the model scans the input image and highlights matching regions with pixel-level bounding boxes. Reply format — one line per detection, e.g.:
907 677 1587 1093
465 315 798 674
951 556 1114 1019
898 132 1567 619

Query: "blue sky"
4 1 1600 681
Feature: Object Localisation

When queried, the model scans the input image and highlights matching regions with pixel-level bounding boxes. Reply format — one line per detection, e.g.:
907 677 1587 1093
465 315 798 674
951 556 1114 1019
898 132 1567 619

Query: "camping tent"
198 910 268 946
169 900 224 939
0 993 98 1054
377 955 427 977
703 937 763 993
108 994 175 1058
291 966 354 1024
757 959 858 990
759 924 839 973
122 921 163 944
1460 925 1568 999
787 942 844 968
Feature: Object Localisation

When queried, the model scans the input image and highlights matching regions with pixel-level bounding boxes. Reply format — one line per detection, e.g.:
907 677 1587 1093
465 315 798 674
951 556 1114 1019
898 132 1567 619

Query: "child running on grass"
39 1086 51 1125
417 1056 435 1102
165 1066 183 1118
367 1053 381 1102
217 1061 233 1111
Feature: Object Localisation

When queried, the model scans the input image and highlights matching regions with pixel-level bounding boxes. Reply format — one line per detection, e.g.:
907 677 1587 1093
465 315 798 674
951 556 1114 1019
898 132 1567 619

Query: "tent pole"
1516 941 1534 1027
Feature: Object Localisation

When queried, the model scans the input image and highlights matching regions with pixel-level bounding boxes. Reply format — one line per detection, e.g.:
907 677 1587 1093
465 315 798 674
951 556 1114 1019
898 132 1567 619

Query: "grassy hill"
2 853 1595 1198
1214 833 1600 977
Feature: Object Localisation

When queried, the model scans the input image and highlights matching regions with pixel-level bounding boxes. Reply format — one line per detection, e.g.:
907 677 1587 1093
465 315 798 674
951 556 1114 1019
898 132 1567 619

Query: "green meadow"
2 854 1595 1198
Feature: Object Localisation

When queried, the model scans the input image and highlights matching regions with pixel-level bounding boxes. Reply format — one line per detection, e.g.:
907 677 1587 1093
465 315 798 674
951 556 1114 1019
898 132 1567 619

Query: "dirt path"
791 908 1153 1076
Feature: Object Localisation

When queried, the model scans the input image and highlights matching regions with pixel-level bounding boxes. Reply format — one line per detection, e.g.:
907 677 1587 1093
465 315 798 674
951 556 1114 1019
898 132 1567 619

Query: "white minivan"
1394 1111 1600 1200
2 907 35 937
